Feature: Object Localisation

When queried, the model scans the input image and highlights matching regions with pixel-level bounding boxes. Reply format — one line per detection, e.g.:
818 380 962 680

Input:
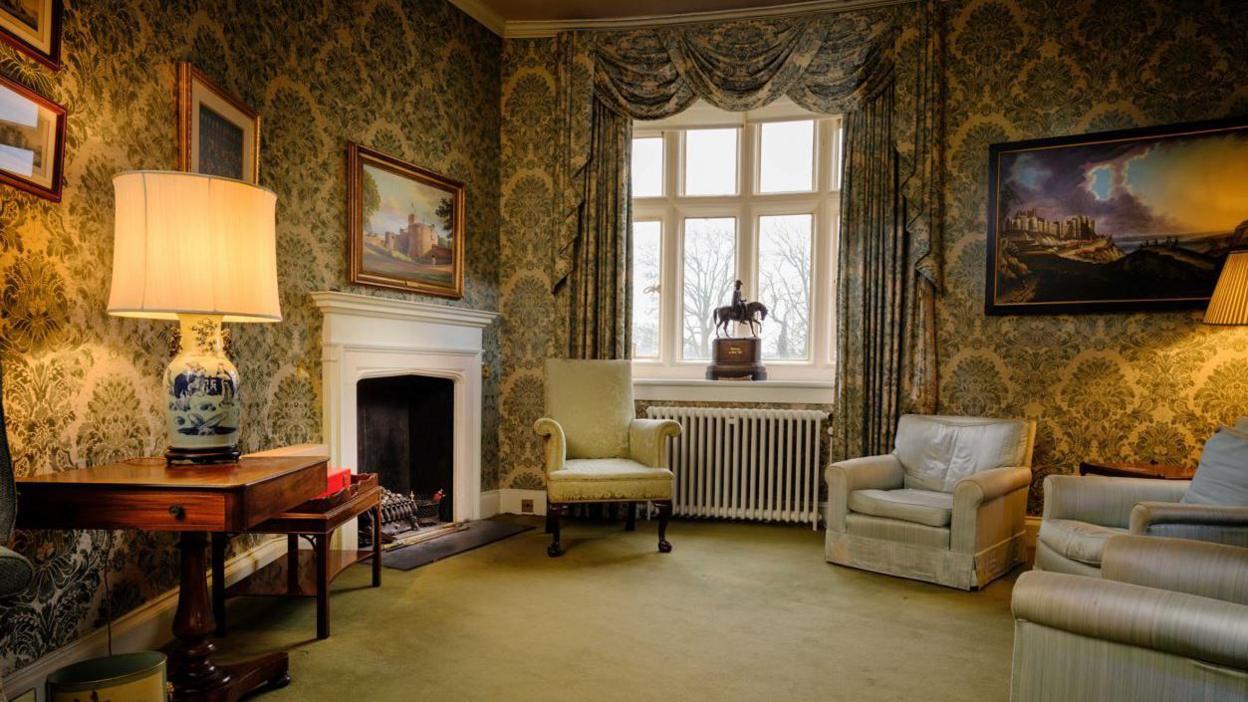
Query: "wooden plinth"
706 337 766 380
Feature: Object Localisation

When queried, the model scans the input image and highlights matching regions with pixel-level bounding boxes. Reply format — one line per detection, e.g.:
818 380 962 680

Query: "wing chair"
534 359 681 557
1037 423 1248 576
0 363 33 599
825 414 1037 590
1011 535 1248 701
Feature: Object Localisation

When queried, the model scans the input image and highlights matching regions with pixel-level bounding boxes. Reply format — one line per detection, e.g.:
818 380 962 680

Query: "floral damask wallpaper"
939 0 1248 510
0 0 501 674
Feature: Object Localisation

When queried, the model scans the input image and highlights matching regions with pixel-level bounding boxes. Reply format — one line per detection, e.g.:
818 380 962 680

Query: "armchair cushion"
1183 423 1248 506
544 359 634 459
546 458 673 503
848 488 953 527
893 414 1035 492
1038 519 1126 567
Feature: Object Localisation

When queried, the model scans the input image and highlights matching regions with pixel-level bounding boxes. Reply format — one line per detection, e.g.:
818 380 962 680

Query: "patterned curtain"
551 3 944 427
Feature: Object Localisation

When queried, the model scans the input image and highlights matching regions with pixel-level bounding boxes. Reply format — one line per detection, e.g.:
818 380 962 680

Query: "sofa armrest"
1013 570 1248 671
533 417 567 476
1129 501 1248 545
1102 535 1248 606
628 418 682 469
950 467 1031 554
825 454 904 532
1042 474 1188 528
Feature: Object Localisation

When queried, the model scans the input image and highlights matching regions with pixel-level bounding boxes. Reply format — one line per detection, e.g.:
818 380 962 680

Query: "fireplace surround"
312 291 496 545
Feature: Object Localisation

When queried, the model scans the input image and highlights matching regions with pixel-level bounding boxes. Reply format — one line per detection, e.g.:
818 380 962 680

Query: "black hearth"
357 375 454 543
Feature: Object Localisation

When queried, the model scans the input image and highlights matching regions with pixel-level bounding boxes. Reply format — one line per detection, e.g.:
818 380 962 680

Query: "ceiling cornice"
449 0 507 36
449 0 916 39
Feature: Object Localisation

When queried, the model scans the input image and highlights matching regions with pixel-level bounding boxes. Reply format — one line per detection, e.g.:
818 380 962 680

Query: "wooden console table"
1079 460 1197 480
16 455 327 702
213 473 382 640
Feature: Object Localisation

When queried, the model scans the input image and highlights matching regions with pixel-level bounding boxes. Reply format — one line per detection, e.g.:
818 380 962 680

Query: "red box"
317 468 352 499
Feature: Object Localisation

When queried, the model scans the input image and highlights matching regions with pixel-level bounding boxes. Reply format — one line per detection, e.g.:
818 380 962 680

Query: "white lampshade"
1205 250 1248 326
108 171 281 322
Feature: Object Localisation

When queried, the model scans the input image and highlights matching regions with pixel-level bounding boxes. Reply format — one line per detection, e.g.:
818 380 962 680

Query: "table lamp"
108 171 281 464
1205 250 1248 326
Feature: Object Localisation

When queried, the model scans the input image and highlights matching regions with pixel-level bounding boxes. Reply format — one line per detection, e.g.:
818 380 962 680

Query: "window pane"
632 221 662 358
759 120 814 193
758 214 812 360
682 217 737 360
631 137 664 197
683 129 738 196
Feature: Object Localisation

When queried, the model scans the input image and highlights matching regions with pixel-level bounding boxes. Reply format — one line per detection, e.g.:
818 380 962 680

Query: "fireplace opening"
357 374 454 546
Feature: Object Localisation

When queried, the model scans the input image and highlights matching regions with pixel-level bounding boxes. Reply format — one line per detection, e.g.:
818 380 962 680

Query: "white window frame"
631 101 841 385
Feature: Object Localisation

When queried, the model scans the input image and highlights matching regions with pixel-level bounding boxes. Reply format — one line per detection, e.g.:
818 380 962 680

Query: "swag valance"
552 2 944 457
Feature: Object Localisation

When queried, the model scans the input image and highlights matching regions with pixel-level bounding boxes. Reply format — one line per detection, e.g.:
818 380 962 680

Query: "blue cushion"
1183 423 1248 506
0 544 32 597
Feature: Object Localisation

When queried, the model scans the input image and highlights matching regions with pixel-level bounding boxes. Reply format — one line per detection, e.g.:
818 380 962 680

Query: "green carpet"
216 518 1017 701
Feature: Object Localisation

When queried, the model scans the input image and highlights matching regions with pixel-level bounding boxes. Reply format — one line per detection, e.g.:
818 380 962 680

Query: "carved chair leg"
657 501 672 553
625 502 636 531
547 504 564 557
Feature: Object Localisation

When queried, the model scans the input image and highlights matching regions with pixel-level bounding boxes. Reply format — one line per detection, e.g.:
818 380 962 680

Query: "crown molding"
449 0 507 36
493 0 917 39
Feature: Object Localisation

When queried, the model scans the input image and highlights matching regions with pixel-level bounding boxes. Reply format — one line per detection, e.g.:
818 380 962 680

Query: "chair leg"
657 501 672 553
547 504 564 557
625 502 636 531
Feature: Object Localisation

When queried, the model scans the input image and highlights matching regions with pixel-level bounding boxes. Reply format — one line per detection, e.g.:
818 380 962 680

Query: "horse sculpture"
713 300 768 338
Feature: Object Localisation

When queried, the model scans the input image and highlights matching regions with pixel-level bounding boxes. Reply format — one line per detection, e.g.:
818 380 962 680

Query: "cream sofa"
825 414 1036 590
1012 535 1248 701
534 359 681 557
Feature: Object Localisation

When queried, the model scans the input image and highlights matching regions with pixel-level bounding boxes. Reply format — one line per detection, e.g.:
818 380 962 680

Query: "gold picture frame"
177 62 260 183
0 0 62 71
0 73 66 201
347 143 466 299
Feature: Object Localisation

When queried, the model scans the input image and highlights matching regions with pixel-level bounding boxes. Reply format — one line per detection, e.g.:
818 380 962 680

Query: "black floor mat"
381 520 533 571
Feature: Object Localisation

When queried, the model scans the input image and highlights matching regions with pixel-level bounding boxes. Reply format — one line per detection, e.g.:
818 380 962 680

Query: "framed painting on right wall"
985 116 1248 315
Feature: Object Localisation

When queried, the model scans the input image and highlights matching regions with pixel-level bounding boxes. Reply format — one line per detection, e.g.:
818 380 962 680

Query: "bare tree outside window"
758 214 812 360
632 221 662 358
682 217 736 360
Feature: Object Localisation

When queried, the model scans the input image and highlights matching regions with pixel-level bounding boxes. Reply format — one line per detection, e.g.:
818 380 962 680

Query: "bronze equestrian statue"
713 280 768 337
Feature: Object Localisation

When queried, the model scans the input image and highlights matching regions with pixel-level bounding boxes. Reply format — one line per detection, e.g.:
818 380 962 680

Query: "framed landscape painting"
0 73 66 201
177 62 260 183
347 143 465 299
986 116 1248 315
0 0 62 70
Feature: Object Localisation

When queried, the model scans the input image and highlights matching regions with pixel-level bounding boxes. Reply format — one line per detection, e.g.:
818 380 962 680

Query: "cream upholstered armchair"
1011 535 1248 701
534 359 681 557
1037 423 1248 576
825 414 1036 590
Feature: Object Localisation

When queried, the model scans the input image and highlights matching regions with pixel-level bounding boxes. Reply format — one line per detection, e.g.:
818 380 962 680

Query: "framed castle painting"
985 116 1248 315
177 62 260 183
0 73 66 201
346 143 465 299
0 0 62 70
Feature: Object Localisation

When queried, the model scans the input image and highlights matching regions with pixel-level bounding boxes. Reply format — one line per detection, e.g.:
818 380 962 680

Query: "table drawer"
16 488 228 531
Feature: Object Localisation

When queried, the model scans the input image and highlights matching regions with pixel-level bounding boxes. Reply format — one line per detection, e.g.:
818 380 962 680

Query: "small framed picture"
0 0 63 71
0 73 66 201
347 143 466 299
177 62 260 183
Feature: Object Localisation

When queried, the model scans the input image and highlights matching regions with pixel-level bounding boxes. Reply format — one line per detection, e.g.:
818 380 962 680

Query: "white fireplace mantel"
312 291 497 534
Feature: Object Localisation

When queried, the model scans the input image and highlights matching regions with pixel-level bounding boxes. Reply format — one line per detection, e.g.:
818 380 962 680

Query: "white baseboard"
3 536 288 702
498 489 546 516
479 489 501 518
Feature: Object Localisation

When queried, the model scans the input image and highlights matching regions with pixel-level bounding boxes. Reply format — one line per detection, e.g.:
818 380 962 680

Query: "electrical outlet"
521 498 534 513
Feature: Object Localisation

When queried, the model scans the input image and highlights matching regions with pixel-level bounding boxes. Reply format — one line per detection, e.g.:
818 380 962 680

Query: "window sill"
633 377 834 404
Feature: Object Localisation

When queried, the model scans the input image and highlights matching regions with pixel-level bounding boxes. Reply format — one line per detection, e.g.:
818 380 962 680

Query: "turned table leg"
211 533 228 636
170 531 290 702
371 503 382 588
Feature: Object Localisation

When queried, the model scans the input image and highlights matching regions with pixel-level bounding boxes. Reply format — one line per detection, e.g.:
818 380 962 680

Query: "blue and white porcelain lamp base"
165 314 242 465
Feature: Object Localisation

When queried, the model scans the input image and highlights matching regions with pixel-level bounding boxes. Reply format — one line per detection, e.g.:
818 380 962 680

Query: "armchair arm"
950 467 1031 554
824 454 905 532
1130 501 1248 546
1102 535 1248 605
533 417 567 475
628 418 682 469
1012 570 1248 671
1042 474 1188 528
